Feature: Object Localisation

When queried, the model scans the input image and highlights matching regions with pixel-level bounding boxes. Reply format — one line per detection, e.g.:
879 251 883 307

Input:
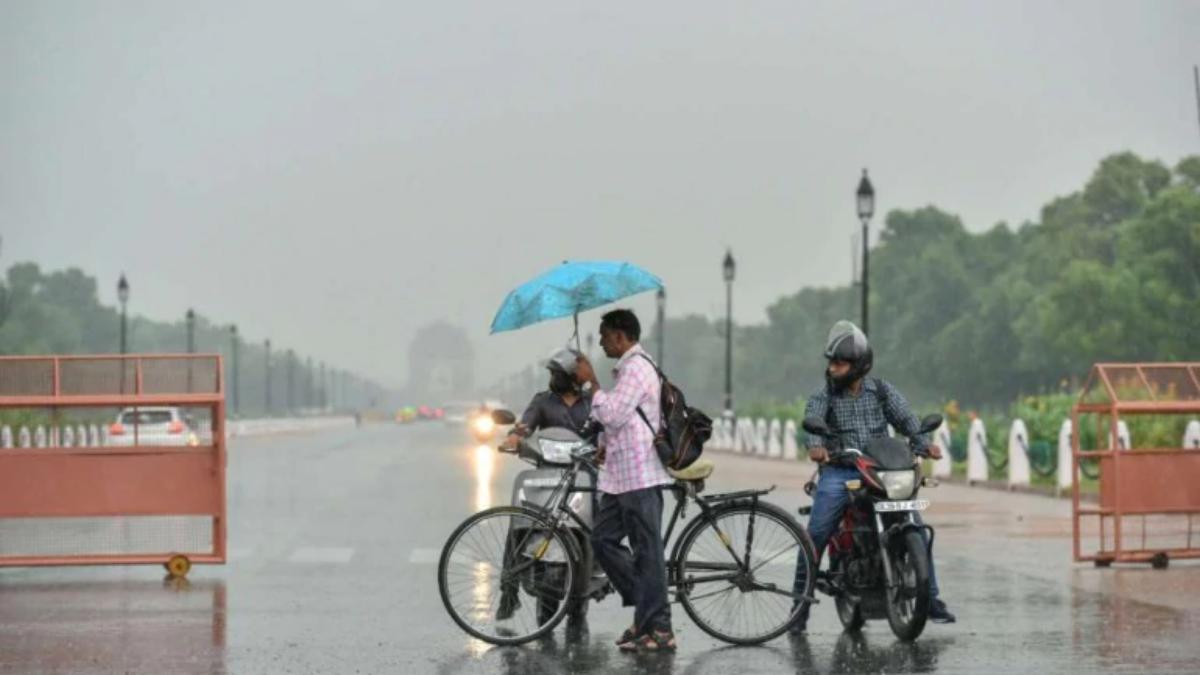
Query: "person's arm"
803 389 832 462
503 394 541 449
879 380 931 455
590 360 650 431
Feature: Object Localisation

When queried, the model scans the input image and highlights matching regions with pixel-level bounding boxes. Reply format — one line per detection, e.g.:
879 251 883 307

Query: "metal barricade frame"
0 354 226 571
1072 362 1200 565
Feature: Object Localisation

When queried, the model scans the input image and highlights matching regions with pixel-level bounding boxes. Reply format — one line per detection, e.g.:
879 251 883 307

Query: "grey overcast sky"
3 1 1198 388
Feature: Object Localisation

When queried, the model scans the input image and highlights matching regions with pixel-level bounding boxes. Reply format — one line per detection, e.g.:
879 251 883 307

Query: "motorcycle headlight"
538 439 576 463
878 470 917 500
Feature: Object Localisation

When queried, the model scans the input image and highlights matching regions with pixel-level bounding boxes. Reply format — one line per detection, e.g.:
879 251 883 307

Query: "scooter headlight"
537 439 576 464
878 470 917 500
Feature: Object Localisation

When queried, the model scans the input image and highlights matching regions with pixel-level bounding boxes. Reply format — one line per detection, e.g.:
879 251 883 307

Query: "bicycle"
438 434 816 646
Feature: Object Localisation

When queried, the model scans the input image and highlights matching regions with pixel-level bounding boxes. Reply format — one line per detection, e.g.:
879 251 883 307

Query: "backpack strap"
634 352 664 434
636 406 656 434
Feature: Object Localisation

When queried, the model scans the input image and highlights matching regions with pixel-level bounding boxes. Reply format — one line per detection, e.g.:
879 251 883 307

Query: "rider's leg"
591 492 637 608
912 512 939 598
792 466 856 631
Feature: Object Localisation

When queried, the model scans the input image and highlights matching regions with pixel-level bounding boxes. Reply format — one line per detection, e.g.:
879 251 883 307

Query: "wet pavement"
1 423 1198 673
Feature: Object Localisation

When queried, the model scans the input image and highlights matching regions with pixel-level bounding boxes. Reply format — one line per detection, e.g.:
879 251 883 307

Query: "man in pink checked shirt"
575 309 677 653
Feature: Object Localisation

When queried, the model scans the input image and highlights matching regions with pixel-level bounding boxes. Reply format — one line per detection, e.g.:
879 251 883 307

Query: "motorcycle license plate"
875 499 929 512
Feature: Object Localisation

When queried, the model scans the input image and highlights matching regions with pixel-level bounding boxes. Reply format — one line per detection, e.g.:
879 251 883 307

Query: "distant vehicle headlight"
878 470 917 500
472 416 495 435
537 439 576 464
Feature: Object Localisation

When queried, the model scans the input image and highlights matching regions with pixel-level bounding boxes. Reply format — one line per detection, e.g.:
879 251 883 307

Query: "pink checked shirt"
591 344 673 494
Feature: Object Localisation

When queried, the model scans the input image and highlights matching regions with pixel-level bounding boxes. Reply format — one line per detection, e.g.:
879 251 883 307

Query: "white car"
108 407 199 447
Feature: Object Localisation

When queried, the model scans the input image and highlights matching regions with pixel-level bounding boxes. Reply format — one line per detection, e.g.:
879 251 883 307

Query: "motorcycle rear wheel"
831 559 865 632
885 529 931 641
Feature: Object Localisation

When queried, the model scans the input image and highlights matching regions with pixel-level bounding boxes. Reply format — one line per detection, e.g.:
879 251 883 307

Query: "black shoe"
929 598 956 624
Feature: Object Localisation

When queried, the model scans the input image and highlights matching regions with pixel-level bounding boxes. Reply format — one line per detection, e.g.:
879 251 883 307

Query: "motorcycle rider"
791 320 956 634
495 347 594 621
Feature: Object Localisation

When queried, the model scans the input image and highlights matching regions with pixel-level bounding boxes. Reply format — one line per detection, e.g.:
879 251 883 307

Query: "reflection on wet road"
0 424 1196 673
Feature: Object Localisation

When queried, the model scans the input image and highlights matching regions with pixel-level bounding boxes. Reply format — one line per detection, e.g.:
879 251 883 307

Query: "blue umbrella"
490 261 664 342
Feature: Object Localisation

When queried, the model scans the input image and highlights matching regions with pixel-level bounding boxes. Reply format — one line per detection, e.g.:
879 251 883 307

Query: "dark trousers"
591 487 672 634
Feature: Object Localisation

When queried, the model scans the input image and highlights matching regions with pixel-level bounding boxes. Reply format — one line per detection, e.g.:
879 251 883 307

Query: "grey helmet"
545 347 582 377
824 320 873 389
545 347 583 395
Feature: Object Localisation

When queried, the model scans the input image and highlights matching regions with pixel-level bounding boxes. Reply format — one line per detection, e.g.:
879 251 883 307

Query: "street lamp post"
264 339 272 415
117 274 130 355
655 287 666 366
856 169 875 336
230 325 240 417
185 308 196 392
117 274 130 395
186 308 196 353
723 250 736 416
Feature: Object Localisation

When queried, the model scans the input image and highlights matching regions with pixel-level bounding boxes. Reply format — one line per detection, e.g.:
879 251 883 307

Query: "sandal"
621 629 676 653
615 624 639 647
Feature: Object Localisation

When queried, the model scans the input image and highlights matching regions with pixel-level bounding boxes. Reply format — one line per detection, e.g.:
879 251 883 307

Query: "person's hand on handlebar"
500 423 529 451
808 447 829 463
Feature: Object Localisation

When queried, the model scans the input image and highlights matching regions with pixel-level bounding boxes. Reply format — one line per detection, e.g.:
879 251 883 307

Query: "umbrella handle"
573 312 581 352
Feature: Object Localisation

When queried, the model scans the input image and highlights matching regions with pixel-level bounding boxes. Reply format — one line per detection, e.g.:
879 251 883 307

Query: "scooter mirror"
491 409 517 425
919 414 944 434
802 416 831 437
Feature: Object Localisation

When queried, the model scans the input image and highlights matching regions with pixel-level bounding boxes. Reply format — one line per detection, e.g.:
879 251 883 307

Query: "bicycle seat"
668 459 714 482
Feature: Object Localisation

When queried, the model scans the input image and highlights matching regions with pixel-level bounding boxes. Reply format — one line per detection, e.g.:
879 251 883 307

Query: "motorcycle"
496 418 608 625
800 413 943 641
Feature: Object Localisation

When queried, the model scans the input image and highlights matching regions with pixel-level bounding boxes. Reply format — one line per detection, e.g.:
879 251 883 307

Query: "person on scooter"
791 320 956 634
495 347 594 622
501 348 593 451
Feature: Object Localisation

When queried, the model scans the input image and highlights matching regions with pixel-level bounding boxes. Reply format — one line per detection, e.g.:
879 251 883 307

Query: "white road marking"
408 548 440 564
288 547 356 564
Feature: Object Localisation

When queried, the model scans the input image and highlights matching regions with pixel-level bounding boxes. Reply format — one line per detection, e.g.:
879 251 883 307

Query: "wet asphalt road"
1 423 1198 674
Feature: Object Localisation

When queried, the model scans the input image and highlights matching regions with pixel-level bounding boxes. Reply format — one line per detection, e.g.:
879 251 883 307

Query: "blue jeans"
591 487 672 634
793 465 940 604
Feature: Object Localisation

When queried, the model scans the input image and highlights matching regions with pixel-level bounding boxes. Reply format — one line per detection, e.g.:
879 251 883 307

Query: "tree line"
651 151 1200 415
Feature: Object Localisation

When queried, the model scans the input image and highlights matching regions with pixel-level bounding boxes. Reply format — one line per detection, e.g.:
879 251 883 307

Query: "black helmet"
824 320 872 391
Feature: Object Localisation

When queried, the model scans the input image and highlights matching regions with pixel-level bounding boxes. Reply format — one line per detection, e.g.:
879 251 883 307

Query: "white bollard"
76 425 88 447
1110 420 1131 450
754 418 769 456
966 418 989 484
1057 419 1073 492
767 419 783 458
1 425 11 449
89 424 101 447
1185 420 1200 449
784 419 800 460
723 417 736 451
932 422 953 478
61 426 75 448
18 426 31 448
1007 419 1032 489
736 418 754 454
34 426 47 449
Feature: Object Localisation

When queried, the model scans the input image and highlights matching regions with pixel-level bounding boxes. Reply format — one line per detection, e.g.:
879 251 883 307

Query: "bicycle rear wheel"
675 501 814 645
438 506 576 645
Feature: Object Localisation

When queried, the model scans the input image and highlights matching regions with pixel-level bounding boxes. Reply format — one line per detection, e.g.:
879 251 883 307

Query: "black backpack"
634 354 713 470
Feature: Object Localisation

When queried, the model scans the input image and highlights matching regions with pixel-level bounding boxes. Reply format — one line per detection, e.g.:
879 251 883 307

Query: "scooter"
495 419 609 625
799 413 943 641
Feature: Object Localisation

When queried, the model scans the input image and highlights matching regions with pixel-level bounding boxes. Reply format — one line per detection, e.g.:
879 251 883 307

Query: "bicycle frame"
508 453 778 592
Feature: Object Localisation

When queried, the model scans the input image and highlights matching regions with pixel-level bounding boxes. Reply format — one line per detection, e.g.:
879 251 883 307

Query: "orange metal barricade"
1072 362 1200 565
0 354 226 572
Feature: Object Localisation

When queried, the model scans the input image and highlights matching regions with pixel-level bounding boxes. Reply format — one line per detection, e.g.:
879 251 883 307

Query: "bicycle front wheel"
675 500 814 645
438 506 576 645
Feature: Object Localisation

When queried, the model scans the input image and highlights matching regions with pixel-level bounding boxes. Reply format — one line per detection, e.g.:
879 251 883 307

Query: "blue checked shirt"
802 378 931 455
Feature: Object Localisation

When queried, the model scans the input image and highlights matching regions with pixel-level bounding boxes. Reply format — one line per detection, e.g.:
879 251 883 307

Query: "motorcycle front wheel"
885 529 931 641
